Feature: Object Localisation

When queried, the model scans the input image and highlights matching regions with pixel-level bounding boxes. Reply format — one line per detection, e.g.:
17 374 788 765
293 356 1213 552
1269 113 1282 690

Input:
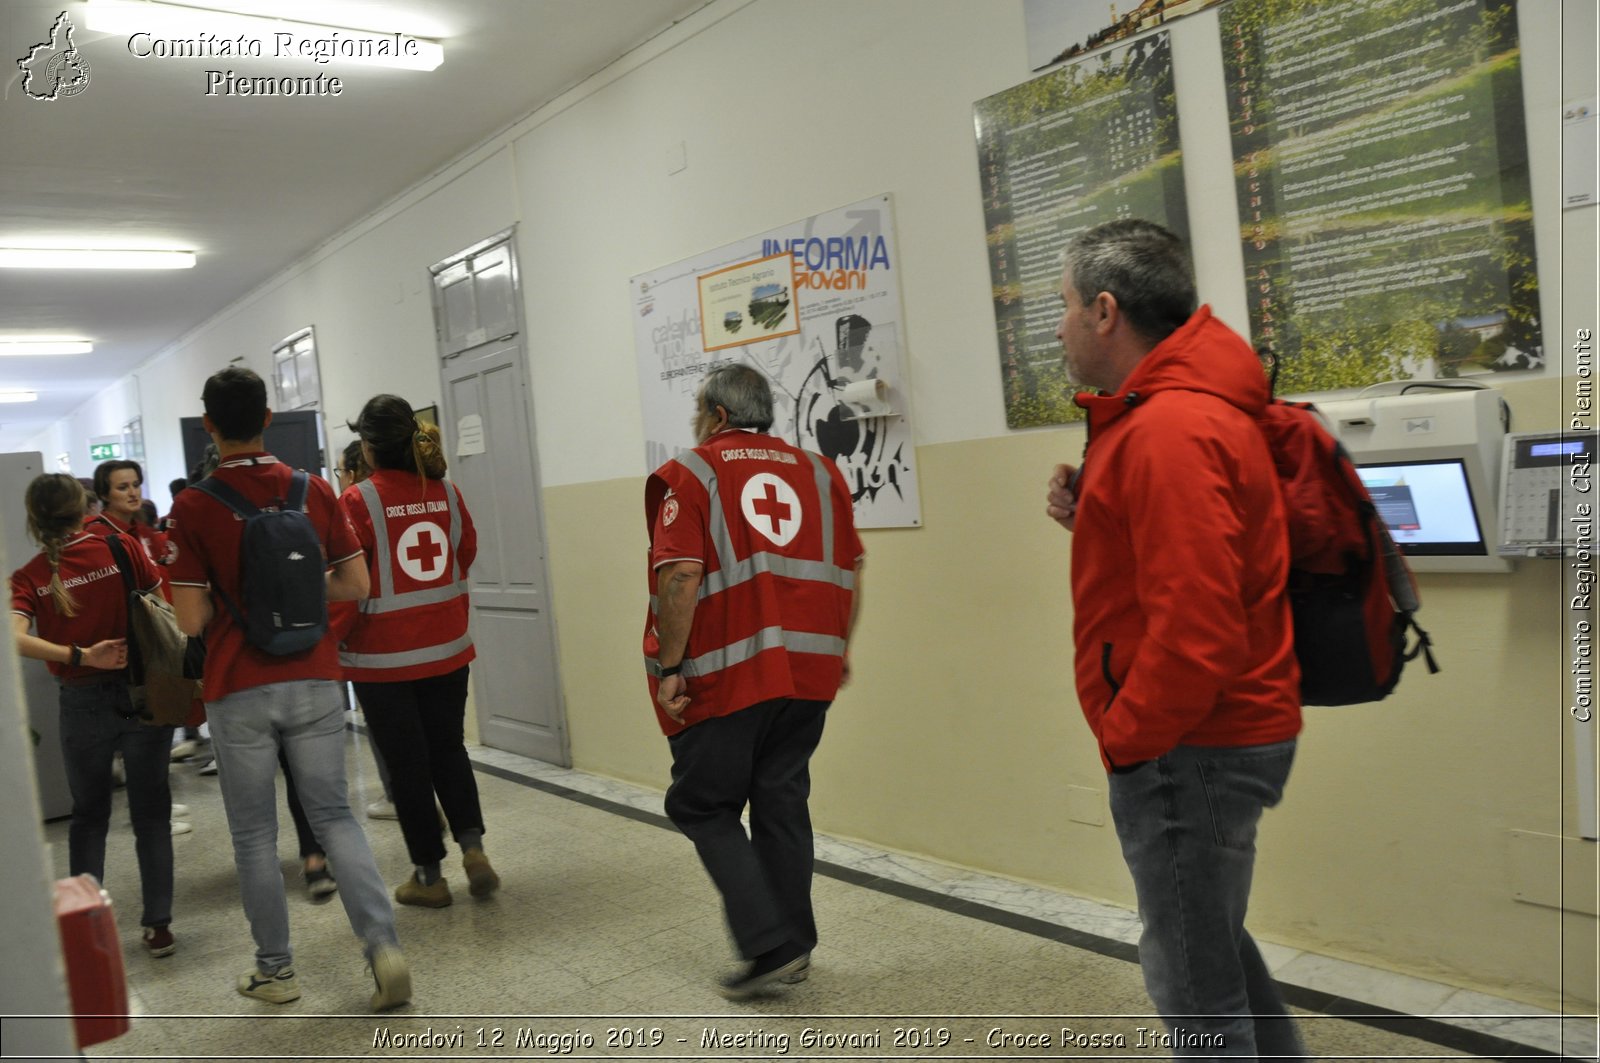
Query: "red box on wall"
53 874 130 1048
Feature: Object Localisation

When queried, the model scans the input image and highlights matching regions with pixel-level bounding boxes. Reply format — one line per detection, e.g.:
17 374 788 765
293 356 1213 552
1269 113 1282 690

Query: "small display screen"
1516 433 1596 468
1356 459 1486 556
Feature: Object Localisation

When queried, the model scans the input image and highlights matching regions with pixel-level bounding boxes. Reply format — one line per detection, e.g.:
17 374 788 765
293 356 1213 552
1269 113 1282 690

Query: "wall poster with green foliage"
1223 0 1539 395
976 32 1189 428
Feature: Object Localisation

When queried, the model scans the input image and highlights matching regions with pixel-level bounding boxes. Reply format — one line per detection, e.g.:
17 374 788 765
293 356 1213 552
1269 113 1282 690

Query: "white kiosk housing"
1314 386 1511 574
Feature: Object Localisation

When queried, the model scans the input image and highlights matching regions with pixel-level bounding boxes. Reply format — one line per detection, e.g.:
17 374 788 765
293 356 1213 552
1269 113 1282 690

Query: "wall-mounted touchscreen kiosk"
1316 387 1510 573
1498 431 1598 557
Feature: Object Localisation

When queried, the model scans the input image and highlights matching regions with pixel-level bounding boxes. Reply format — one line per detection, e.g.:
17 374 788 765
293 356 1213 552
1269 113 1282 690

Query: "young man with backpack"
167 368 410 1011
1044 220 1303 1057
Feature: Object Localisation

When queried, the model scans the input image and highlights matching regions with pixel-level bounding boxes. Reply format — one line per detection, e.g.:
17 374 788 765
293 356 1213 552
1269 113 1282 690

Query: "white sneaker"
366 799 398 820
171 804 190 817
169 740 200 762
197 759 219 776
171 821 192 836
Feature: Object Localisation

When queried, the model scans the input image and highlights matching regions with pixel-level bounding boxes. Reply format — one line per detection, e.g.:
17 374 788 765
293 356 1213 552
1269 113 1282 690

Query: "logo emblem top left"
18 11 91 101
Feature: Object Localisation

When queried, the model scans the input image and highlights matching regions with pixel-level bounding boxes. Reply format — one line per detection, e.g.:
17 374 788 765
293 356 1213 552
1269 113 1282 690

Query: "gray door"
431 233 569 765
0 451 72 818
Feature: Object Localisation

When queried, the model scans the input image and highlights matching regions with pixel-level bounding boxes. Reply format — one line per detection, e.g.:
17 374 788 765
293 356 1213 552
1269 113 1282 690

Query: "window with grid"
272 327 321 410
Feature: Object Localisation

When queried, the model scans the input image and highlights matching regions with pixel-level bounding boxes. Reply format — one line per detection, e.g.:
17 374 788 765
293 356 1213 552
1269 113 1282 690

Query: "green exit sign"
89 443 122 461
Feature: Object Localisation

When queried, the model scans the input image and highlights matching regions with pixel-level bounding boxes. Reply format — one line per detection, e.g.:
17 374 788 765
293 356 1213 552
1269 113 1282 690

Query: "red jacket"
644 429 864 736
1071 306 1301 770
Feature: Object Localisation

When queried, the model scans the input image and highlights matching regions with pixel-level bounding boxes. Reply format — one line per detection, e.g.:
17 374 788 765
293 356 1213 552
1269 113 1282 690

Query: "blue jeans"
1108 741 1304 1060
58 682 174 928
207 679 398 974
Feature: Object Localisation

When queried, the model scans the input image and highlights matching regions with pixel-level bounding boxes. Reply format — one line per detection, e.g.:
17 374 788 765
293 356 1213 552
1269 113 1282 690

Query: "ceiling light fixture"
0 338 94 355
0 392 40 404
0 248 196 270
85 0 445 72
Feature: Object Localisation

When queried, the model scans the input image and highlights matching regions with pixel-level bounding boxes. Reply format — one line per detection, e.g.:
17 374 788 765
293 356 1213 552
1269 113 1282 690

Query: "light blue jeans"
207 679 398 974
1108 741 1304 1061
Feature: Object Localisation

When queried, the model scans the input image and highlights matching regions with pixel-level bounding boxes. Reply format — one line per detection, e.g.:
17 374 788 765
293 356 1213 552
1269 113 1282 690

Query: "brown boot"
462 848 500 898
394 873 452 908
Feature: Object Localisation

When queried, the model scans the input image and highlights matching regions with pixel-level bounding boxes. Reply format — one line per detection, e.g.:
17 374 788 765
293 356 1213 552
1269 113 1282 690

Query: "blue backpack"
191 470 328 655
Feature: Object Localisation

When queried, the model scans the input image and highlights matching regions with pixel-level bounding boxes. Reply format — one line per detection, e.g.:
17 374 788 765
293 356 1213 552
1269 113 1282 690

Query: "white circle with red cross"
396 521 450 581
740 474 802 547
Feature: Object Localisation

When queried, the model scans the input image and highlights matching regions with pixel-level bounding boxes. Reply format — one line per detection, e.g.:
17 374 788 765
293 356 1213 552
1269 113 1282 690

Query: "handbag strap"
101 534 145 684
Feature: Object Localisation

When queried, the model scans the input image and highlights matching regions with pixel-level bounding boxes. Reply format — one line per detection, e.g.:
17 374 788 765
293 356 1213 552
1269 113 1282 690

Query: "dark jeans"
354 666 481 867
58 682 175 928
664 697 828 960
1109 741 1303 1060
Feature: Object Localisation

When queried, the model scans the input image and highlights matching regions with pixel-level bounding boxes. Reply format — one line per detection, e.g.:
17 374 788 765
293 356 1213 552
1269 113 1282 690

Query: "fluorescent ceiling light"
86 0 445 71
0 392 40 404
0 248 196 269
0 339 94 355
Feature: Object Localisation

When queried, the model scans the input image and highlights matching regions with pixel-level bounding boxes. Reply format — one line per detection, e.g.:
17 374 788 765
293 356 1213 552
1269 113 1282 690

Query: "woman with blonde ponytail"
10 473 180 956
339 394 497 907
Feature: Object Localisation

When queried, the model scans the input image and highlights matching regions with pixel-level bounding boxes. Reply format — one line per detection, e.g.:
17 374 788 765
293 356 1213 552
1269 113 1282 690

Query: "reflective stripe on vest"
643 627 848 678
354 477 467 616
671 449 855 600
342 632 473 671
648 443 853 682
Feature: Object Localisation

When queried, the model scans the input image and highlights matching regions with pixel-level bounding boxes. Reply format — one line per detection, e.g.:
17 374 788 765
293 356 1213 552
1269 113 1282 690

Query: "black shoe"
716 944 808 1001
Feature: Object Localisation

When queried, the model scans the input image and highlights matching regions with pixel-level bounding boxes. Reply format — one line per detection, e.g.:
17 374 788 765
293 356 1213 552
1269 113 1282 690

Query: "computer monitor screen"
1355 458 1487 556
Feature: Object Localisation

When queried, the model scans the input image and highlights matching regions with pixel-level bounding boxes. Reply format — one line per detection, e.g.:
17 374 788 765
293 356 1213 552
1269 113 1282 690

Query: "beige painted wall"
549 373 1594 1009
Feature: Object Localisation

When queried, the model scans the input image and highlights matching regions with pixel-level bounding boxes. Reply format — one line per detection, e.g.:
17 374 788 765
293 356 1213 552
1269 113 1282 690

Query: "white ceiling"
0 0 709 450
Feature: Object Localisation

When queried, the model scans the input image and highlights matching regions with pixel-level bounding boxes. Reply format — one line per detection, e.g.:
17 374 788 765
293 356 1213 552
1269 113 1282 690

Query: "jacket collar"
1073 305 1268 430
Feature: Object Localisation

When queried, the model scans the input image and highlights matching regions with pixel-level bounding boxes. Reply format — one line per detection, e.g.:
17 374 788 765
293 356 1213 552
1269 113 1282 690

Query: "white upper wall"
21 0 1584 496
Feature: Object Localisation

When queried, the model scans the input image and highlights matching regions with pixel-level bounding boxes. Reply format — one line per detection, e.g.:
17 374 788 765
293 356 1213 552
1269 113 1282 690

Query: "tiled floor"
49 719 1597 1061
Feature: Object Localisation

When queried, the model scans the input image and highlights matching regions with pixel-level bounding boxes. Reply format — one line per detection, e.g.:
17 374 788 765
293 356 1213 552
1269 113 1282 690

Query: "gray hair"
701 364 774 431
1064 219 1196 342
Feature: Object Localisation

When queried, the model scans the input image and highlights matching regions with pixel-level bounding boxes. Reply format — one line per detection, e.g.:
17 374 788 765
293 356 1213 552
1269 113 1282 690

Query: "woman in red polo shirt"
9 474 179 956
340 394 497 908
88 460 174 568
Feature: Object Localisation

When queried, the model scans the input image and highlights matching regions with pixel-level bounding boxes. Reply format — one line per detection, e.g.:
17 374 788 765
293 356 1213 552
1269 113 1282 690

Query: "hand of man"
656 673 690 722
1047 463 1079 532
84 638 128 670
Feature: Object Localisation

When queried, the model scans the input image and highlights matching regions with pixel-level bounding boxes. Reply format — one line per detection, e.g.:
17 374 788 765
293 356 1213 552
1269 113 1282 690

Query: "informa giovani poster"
975 33 1189 428
630 195 921 529
1222 0 1540 393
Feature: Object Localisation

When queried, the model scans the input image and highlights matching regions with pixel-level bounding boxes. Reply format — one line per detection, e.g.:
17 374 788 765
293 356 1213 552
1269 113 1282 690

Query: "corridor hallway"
44 719 1593 1061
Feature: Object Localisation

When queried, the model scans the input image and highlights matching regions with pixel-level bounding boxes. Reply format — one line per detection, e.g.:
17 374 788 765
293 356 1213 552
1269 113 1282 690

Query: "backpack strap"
186 476 260 635
285 469 309 513
189 476 262 519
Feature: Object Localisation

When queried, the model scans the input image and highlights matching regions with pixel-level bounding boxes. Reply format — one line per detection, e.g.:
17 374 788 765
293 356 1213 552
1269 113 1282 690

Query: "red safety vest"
339 473 476 682
643 431 862 734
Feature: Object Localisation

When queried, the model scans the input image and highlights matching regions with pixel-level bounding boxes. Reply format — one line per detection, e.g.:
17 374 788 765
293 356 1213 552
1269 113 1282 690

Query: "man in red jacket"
1045 220 1304 1058
645 365 864 1000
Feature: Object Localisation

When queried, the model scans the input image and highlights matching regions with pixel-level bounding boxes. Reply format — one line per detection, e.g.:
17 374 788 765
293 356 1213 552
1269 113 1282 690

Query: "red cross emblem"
739 474 802 546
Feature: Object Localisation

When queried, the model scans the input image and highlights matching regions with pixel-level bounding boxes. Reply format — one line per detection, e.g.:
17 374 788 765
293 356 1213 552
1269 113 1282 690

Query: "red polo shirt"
11 531 159 680
167 453 362 702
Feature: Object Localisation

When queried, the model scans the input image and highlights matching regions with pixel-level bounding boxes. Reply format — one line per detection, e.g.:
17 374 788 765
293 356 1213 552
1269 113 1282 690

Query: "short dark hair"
168 477 188 496
92 459 142 501
1064 219 1197 342
700 364 774 431
202 367 268 442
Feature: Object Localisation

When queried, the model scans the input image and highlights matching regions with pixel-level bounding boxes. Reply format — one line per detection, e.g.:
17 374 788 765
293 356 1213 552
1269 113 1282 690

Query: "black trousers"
355 665 482 867
664 697 828 960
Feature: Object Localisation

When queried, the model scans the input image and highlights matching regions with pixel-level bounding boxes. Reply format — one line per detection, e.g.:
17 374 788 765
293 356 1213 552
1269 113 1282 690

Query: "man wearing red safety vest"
644 364 864 1000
